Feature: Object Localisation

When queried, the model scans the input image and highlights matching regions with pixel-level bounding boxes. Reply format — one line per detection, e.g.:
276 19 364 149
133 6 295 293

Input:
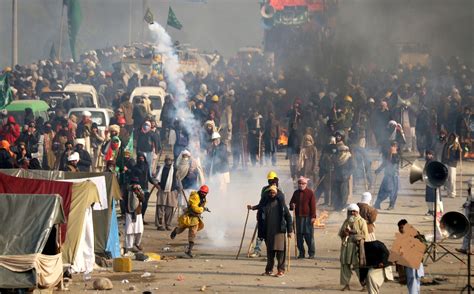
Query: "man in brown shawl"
259 185 293 277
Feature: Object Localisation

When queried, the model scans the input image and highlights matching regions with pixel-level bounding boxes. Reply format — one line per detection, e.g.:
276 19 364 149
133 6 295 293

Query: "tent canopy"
0 194 65 255
0 194 65 288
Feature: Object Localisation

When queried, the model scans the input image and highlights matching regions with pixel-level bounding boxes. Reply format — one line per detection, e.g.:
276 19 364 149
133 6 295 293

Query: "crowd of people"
1 45 472 213
0 43 472 292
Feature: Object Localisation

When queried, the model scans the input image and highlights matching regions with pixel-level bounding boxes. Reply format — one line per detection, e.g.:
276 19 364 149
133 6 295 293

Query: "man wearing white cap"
74 138 92 172
64 152 80 172
338 203 369 291
357 192 378 241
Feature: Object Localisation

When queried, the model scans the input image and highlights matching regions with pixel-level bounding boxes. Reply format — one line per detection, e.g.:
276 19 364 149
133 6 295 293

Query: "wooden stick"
293 210 297 257
236 208 250 260
181 189 189 203
247 223 258 257
459 149 463 199
287 235 291 272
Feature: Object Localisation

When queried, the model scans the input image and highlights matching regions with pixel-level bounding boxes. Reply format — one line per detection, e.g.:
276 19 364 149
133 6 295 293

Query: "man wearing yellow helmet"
246 171 284 258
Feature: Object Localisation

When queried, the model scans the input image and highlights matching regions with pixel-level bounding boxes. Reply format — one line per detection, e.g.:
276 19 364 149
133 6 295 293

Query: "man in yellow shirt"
170 185 210 258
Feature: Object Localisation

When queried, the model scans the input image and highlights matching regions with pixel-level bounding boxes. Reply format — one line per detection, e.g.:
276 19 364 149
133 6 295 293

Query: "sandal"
275 271 285 277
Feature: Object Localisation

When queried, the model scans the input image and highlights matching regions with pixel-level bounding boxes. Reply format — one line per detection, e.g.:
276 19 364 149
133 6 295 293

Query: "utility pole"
12 0 18 67
58 2 65 61
128 0 132 46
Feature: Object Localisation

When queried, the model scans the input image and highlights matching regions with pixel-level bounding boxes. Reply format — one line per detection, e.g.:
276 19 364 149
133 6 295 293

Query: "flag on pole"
0 74 13 109
144 7 154 24
63 0 82 61
124 131 134 154
50 43 57 60
167 7 183 30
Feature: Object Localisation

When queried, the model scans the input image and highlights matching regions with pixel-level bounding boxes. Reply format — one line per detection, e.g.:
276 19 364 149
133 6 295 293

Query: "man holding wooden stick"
258 185 293 277
247 171 282 258
290 176 317 259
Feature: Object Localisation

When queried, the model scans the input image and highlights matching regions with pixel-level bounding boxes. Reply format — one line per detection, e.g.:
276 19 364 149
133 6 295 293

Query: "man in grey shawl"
155 155 179 231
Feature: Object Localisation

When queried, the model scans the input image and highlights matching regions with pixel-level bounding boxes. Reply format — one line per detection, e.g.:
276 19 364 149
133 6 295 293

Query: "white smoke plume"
148 22 200 152
147 22 292 249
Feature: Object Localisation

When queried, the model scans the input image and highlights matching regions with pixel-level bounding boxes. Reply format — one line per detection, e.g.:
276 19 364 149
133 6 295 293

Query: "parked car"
130 86 166 127
40 84 100 111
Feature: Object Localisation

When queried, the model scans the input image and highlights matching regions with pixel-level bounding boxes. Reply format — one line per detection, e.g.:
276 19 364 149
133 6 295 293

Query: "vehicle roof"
131 87 166 97
64 83 97 94
6 100 50 112
68 107 113 114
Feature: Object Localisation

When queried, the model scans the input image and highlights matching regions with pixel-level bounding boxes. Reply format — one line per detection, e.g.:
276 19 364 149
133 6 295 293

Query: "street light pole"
12 0 18 67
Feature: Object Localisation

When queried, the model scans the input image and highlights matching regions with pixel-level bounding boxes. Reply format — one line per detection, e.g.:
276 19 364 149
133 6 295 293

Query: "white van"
63 84 100 108
130 86 166 127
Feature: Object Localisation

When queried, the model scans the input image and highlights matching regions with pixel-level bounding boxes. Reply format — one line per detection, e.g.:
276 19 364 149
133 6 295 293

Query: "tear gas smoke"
148 21 257 247
148 22 201 154
201 168 295 249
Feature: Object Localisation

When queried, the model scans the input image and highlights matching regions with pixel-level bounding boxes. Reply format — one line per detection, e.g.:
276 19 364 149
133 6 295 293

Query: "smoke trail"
148 22 201 152
147 22 286 249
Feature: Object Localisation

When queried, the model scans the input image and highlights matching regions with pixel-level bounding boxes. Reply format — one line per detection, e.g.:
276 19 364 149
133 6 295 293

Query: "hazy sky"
0 0 263 68
0 0 472 68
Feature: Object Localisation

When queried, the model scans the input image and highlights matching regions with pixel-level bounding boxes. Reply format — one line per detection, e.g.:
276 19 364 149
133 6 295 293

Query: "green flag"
167 7 183 30
0 74 13 109
50 43 57 60
144 8 154 24
124 131 134 154
64 0 82 61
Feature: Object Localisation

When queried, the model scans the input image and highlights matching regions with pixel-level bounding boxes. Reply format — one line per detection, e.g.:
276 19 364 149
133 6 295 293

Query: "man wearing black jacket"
74 138 92 172
258 185 293 277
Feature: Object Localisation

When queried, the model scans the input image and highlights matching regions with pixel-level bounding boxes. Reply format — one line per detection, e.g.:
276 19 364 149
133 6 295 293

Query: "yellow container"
113 257 132 272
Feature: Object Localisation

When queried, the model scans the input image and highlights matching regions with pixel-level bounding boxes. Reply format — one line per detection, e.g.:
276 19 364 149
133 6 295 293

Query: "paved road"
72 151 473 293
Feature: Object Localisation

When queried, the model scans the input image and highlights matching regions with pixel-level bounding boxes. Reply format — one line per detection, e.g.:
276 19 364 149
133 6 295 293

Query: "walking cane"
361 157 369 192
459 149 463 199
372 173 378 197
292 209 297 258
236 208 250 260
287 234 291 272
180 189 189 203
247 223 258 257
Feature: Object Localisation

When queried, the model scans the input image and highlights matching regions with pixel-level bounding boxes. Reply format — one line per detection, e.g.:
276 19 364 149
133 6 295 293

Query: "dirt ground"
66 152 474 293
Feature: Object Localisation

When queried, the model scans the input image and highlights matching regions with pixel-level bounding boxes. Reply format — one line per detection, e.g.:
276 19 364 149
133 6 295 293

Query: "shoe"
386 206 394 210
166 226 173 231
425 210 433 216
249 252 261 258
341 285 350 291
274 271 285 277
157 226 166 231
123 251 134 257
307 256 315 259
261 271 273 276
185 241 195 258
185 250 194 258
297 255 305 259
456 248 468 254
170 228 177 239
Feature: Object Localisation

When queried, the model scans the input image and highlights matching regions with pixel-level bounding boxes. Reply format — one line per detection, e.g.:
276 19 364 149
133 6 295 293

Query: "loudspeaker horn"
261 4 275 19
409 160 448 188
440 211 470 239
409 162 423 184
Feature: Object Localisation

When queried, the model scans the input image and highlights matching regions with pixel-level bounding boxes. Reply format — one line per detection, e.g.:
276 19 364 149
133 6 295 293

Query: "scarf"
176 155 190 181
336 151 352 166
156 164 174 192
